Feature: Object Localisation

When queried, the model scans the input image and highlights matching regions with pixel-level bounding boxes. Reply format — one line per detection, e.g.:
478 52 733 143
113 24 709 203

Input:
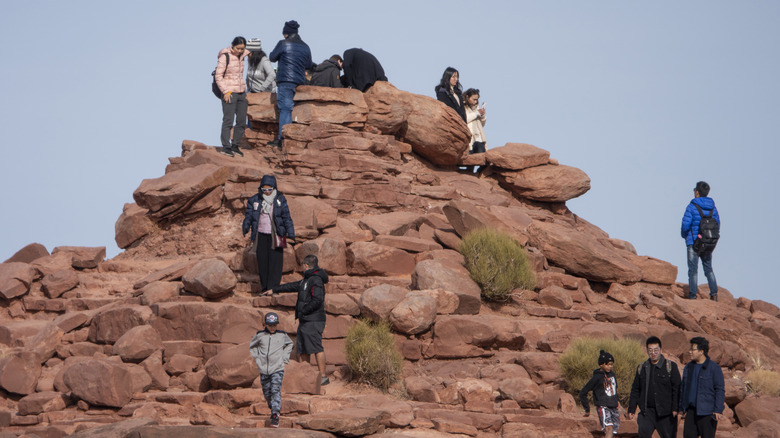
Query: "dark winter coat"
272 268 328 322
310 59 343 88
242 175 295 241
340 48 387 92
681 196 720 246
579 368 620 412
679 357 725 416
628 355 681 417
436 86 467 122
269 34 312 85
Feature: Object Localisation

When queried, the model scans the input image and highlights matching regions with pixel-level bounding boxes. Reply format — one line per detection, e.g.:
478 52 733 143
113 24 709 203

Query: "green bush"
459 228 536 302
746 369 780 396
558 336 646 406
345 319 403 392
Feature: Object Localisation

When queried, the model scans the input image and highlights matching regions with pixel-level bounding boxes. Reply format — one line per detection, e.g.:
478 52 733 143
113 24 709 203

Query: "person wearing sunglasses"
242 175 296 292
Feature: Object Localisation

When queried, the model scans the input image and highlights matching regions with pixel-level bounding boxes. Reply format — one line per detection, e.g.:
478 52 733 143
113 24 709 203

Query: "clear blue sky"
2 1 778 305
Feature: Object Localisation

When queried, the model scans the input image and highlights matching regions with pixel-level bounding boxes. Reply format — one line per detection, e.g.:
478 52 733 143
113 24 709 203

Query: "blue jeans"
687 245 717 298
276 82 297 139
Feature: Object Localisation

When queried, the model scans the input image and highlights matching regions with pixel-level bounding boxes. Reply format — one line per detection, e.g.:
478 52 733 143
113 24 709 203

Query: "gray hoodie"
249 328 293 375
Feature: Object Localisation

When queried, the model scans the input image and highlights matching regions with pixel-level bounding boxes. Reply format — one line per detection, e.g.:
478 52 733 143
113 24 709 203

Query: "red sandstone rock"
374 235 442 253
389 291 438 335
537 286 574 310
133 164 230 218
751 300 780 317
0 261 35 299
498 376 543 408
141 350 170 390
0 320 49 347
297 407 391 436
152 302 263 343
113 325 164 362
139 281 180 305
485 143 550 170
347 242 416 276
359 284 409 321
414 288 459 315
497 164 590 202
181 258 237 299
358 211 426 237
63 359 135 407
279 360 322 395
52 245 106 269
41 269 79 298
364 82 470 166
88 305 154 344
26 322 64 364
204 342 258 389
190 402 236 427
432 315 496 358
734 396 780 428
606 283 641 307
133 259 198 289
115 203 155 249
17 391 70 416
325 293 360 316
295 238 347 275
287 196 339 238
0 351 41 395
3 243 49 263
412 259 481 315
628 255 678 285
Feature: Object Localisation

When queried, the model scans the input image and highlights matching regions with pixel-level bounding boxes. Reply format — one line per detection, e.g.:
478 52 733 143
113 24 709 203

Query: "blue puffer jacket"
679 357 725 416
681 197 719 246
269 34 312 85
242 175 295 241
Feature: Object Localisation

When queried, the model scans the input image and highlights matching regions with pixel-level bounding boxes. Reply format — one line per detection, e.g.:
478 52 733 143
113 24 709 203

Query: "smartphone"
481 102 486 109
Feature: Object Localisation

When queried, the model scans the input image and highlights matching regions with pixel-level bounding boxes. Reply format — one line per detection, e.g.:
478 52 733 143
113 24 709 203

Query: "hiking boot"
270 413 279 428
321 376 330 386
267 138 282 148
232 147 244 157
710 294 718 302
219 148 234 157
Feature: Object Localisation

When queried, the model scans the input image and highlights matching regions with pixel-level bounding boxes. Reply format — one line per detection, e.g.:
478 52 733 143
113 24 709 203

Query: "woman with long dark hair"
435 66 466 122
215 36 250 157
246 39 276 93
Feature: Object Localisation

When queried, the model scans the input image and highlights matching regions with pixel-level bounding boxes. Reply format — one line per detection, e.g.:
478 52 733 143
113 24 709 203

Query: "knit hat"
283 20 300 35
259 175 277 190
246 38 261 52
598 350 614 365
265 312 279 325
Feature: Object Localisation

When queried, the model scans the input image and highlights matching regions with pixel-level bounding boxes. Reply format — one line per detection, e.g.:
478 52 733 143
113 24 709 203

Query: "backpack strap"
692 203 712 218
222 53 229 77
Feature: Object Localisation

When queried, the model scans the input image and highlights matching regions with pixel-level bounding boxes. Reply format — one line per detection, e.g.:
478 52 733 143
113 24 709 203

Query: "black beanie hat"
283 20 299 35
598 350 614 365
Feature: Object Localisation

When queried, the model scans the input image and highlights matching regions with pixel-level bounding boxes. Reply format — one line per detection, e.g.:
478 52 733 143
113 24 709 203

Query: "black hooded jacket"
436 85 467 122
579 368 620 412
310 59 343 88
273 268 328 322
628 355 681 417
340 48 387 92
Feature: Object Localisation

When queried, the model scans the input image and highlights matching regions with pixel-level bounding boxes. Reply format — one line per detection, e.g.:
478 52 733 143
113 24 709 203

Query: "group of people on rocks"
580 336 725 438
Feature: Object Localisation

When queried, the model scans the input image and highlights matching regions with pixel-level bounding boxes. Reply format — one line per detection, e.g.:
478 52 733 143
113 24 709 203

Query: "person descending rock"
215 36 250 157
580 350 621 437
242 175 295 292
265 254 330 386
435 66 466 122
681 181 720 300
310 55 344 88
340 48 387 92
627 336 681 438
267 20 312 148
679 337 725 438
249 312 292 428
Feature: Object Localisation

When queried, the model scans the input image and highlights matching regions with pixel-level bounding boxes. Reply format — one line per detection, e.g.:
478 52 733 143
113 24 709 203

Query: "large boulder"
412 259 481 314
485 143 550 170
181 258 237 299
0 351 41 395
113 325 164 362
292 85 369 126
133 163 230 219
0 262 36 299
360 284 409 321
389 291 438 335
347 242 416 276
358 211 425 237
297 407 391 437
364 81 470 166
734 396 780 428
152 302 263 343
3 243 49 263
295 238 347 275
88 305 155 344
41 269 79 298
204 342 258 389
63 359 135 407
497 164 591 202
114 203 155 249
51 246 106 269
17 391 70 416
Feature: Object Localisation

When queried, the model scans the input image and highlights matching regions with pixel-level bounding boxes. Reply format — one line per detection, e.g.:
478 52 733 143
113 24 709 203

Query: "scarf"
261 190 276 214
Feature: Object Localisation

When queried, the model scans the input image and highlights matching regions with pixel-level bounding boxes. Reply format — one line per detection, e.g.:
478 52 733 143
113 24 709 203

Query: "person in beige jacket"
215 36 250 157
463 88 486 172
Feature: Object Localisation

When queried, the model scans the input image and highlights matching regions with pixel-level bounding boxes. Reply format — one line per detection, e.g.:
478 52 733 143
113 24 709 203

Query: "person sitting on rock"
340 48 387 92
310 55 344 88
435 66 466 122
264 254 330 386
249 312 292 428
267 20 312 148
242 175 295 293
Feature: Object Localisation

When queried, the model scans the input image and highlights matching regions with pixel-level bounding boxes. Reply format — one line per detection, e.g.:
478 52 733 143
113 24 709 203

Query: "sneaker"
232 147 244 157
267 138 282 148
321 376 330 386
219 148 234 157
270 412 279 428
710 294 718 302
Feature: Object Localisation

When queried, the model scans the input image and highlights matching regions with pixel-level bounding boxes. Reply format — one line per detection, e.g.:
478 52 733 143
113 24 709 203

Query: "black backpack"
211 53 229 99
692 203 719 255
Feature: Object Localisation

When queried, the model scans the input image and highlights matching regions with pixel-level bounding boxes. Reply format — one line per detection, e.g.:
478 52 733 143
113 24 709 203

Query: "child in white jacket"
249 312 293 428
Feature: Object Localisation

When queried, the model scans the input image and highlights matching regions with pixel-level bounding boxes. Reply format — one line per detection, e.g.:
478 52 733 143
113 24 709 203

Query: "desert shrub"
746 369 780 396
459 228 536 302
345 319 403 392
558 336 646 406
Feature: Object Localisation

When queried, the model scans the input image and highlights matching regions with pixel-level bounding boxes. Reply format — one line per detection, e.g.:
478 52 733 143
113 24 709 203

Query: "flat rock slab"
52 246 106 269
497 164 590 202
485 143 550 170
297 408 391 437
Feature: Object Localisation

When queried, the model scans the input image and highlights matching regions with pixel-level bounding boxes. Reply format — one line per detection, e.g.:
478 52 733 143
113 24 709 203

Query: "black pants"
256 233 284 292
220 91 247 151
683 408 717 438
637 408 676 438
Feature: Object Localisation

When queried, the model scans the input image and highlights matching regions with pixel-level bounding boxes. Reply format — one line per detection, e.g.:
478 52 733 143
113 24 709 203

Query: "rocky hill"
1 82 779 437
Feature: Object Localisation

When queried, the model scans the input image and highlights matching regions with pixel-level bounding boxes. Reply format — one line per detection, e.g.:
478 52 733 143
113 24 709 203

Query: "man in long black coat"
340 48 387 92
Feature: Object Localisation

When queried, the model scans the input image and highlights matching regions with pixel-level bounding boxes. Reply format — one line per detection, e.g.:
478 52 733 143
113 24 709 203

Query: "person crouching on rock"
264 254 330 386
242 175 296 292
249 312 292 428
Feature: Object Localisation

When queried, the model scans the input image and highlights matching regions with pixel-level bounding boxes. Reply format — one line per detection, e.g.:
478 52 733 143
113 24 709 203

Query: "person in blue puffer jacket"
267 20 312 148
680 181 720 300
242 175 296 293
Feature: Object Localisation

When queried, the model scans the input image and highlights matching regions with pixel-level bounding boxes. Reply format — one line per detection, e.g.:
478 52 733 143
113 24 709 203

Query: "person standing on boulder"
627 336 681 438
249 312 292 428
340 48 387 92
267 20 311 148
681 181 720 301
463 87 486 173
242 175 295 292
265 254 330 386
215 36 250 157
679 337 725 438
435 67 466 122
310 55 344 88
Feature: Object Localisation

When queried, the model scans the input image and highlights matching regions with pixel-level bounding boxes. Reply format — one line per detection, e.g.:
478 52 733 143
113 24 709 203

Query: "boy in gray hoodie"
249 312 293 428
